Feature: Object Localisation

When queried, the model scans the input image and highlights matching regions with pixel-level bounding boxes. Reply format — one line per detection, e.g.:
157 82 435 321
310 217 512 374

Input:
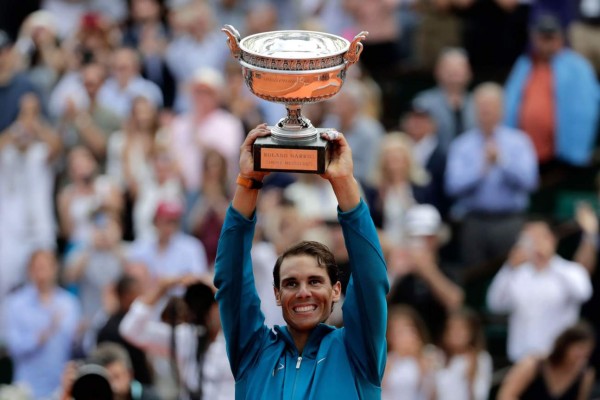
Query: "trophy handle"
222 24 242 60
344 31 368 66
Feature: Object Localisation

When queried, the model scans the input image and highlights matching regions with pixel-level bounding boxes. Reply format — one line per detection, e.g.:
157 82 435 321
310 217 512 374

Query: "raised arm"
119 277 192 356
213 124 272 379
321 131 390 385
574 202 598 275
486 264 518 314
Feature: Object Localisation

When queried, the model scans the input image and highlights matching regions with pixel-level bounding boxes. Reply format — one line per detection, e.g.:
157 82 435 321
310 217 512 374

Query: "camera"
71 364 114 400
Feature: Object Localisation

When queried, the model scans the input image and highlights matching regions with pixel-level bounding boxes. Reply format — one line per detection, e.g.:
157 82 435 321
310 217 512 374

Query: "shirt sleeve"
3 296 43 358
213 205 269 380
445 137 486 198
497 133 538 191
486 265 516 313
339 200 390 385
553 260 593 303
119 300 189 358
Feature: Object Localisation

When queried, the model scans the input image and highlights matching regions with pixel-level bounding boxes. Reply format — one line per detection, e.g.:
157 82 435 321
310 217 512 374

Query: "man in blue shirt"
445 82 538 272
127 201 209 293
214 124 389 399
2 250 80 398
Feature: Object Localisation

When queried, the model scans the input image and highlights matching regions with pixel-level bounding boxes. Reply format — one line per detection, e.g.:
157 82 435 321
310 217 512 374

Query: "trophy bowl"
223 25 368 173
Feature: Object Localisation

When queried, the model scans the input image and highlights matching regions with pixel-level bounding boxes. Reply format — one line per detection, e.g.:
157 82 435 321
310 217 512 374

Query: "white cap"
191 67 225 93
405 204 441 237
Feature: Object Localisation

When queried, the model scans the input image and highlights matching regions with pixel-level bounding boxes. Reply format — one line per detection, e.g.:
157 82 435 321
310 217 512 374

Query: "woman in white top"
435 308 493 400
58 146 122 249
106 96 159 197
120 276 235 400
383 305 437 400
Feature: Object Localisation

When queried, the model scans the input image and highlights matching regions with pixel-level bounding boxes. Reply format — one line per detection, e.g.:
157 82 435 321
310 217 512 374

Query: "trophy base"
253 127 331 174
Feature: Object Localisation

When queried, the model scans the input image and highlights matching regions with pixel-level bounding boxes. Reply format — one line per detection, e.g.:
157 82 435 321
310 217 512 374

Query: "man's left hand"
320 130 353 182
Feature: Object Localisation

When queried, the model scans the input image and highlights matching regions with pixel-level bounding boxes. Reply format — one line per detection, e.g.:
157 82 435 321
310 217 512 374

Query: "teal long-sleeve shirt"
214 199 389 400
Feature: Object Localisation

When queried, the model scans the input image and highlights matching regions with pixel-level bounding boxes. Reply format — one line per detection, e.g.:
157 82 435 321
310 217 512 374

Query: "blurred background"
0 0 600 399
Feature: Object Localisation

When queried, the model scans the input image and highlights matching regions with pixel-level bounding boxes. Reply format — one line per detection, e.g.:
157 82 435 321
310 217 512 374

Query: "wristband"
236 174 263 190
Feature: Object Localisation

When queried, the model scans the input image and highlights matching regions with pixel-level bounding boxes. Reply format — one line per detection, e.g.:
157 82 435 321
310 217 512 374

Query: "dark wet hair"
548 321 595 366
273 241 339 289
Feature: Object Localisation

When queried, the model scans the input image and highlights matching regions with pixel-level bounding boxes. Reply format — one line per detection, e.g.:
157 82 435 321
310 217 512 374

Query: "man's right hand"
232 124 272 218
576 202 599 236
507 244 528 269
239 123 271 181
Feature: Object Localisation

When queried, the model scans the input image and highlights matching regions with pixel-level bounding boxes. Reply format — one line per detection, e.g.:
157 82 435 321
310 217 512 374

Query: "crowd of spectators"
1 0 600 399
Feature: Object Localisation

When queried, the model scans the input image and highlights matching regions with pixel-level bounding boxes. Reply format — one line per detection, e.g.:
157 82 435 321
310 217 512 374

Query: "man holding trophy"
213 25 388 399
213 123 389 399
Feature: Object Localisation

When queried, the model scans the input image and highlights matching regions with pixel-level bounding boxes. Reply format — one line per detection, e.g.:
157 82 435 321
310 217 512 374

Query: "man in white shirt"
120 277 234 400
487 221 592 362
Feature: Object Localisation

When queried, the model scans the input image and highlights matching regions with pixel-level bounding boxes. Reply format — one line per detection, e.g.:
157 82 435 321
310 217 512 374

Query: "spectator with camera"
487 221 592 362
120 276 234 400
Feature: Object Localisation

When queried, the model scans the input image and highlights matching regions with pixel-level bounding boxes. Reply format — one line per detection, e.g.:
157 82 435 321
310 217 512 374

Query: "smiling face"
275 254 341 336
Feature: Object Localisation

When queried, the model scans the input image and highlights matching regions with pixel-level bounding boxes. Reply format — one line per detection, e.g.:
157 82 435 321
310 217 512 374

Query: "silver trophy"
223 25 368 173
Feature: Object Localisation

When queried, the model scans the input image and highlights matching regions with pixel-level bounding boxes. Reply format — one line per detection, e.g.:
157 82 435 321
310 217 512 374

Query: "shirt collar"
274 323 336 357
